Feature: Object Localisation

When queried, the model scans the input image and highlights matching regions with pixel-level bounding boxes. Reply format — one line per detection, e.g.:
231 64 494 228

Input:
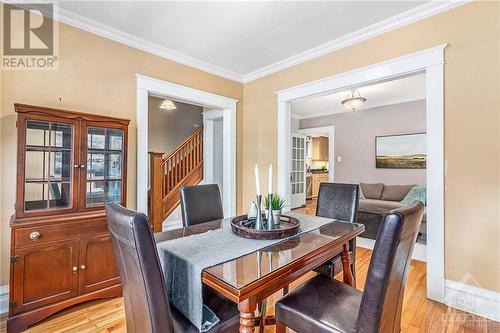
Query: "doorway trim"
276 44 446 303
297 126 335 182
135 74 238 217
202 109 237 217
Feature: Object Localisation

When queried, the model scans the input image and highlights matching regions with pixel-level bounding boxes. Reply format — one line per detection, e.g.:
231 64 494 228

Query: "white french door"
290 134 306 209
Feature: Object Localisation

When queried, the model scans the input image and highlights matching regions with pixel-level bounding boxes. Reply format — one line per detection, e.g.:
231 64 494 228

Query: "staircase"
148 127 203 232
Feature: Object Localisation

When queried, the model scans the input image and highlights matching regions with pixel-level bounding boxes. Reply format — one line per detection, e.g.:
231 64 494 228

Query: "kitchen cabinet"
312 136 329 161
311 173 329 197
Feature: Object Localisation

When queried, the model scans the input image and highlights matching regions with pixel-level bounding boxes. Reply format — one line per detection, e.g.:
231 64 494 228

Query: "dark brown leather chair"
315 183 360 279
180 184 224 227
275 201 425 333
105 204 239 333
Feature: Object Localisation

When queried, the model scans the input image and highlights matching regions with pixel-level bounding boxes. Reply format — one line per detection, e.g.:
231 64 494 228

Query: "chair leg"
276 321 286 333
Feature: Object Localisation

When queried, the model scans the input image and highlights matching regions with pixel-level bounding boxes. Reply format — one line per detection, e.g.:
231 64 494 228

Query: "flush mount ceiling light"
341 90 366 111
159 99 177 110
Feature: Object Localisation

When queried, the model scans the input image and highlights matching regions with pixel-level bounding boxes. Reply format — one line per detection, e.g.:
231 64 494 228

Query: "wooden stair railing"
148 127 203 232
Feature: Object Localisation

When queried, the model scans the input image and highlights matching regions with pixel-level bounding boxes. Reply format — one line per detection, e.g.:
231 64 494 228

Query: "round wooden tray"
231 214 300 240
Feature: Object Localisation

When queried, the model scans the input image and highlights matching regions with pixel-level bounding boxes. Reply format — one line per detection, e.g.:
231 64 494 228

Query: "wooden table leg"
276 322 287 333
341 243 355 287
238 298 257 333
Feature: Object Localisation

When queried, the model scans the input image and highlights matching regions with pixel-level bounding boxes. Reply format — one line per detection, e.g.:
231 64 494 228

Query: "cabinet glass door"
24 120 74 212
84 126 124 207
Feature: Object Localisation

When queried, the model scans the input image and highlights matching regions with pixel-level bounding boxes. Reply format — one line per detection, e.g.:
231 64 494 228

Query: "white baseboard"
0 284 8 315
445 279 500 322
356 236 427 262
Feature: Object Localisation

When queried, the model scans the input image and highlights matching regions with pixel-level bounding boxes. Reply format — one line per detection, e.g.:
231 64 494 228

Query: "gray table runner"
156 212 335 332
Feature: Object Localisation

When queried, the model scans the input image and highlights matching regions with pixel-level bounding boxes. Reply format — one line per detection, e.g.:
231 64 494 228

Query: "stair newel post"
148 151 164 232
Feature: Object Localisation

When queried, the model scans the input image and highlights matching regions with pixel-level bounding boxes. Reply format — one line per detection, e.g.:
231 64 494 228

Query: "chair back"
105 204 173 333
316 183 360 222
180 184 224 227
356 201 425 333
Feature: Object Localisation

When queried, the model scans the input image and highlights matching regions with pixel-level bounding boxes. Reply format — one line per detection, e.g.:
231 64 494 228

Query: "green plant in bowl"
264 194 286 210
264 194 286 224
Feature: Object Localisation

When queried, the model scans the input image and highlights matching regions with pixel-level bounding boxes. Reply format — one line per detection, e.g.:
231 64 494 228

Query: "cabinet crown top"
15 103 130 126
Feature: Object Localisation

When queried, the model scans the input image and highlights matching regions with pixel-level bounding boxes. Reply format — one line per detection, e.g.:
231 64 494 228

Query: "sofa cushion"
359 198 405 215
381 184 415 201
359 198 426 222
359 183 384 199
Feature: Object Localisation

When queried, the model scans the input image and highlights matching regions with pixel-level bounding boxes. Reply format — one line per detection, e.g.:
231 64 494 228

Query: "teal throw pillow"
401 185 426 205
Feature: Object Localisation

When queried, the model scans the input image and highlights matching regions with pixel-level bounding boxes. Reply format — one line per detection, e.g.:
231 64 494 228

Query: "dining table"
154 212 365 333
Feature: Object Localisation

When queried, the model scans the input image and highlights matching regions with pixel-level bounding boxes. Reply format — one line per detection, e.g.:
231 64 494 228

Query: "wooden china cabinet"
8 104 129 333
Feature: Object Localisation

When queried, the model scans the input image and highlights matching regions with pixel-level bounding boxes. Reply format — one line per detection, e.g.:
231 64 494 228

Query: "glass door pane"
24 120 73 211
85 127 124 207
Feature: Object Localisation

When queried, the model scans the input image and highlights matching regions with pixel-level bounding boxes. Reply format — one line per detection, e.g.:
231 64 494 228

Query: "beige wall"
0 20 243 285
242 2 500 292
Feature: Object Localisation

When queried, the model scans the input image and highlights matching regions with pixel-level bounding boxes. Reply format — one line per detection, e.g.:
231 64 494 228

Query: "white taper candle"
255 164 261 195
268 163 273 194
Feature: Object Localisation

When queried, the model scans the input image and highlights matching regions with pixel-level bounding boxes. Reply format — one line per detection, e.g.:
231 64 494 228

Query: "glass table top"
154 214 363 290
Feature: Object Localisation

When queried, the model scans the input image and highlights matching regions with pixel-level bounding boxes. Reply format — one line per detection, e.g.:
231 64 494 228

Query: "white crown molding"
445 279 500 322
294 97 426 120
50 3 243 82
0 285 8 315
10 0 468 84
242 0 469 83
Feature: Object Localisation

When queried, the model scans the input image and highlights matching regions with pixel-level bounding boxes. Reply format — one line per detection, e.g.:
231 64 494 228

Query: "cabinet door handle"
74 164 79 168
72 266 78 272
29 231 40 240
80 165 86 168
80 265 86 270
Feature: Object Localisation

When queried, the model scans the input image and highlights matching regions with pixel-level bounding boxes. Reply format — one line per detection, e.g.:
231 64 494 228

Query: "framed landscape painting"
376 133 426 169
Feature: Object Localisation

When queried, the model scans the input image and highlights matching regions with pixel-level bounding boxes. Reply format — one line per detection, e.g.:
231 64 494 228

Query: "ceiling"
49 1 462 82
291 73 426 119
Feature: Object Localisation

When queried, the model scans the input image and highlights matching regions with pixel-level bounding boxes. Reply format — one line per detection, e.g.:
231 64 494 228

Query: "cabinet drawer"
311 173 328 181
14 220 109 247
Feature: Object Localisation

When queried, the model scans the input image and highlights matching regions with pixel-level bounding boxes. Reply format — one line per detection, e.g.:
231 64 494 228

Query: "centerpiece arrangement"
230 164 300 240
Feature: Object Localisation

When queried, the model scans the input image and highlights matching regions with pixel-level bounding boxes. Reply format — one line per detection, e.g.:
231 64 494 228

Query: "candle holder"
266 193 275 230
255 194 263 230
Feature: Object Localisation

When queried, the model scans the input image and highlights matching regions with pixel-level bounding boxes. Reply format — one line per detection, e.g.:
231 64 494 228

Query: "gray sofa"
358 183 426 242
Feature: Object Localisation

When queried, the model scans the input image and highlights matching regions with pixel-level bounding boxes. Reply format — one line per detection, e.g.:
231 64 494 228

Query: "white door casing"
276 44 446 303
203 109 236 217
135 74 238 218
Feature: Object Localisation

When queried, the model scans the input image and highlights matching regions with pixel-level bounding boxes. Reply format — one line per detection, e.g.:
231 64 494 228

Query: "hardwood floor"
1 199 497 333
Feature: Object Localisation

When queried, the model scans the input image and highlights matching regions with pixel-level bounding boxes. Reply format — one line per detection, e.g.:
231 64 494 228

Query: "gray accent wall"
148 96 203 155
299 99 426 185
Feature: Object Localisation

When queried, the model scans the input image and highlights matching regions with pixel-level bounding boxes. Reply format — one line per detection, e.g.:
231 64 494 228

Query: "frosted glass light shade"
341 90 366 111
